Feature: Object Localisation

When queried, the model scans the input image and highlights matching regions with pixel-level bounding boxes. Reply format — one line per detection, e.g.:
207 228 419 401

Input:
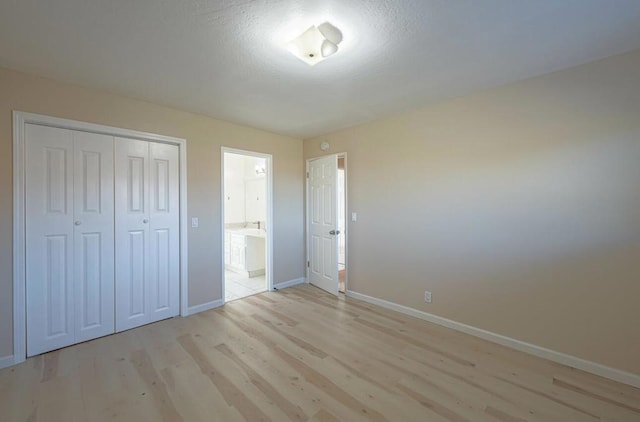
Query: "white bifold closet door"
26 125 115 356
115 138 180 332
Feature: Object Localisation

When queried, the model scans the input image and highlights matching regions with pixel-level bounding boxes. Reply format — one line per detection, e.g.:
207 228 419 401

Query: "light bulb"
321 40 338 57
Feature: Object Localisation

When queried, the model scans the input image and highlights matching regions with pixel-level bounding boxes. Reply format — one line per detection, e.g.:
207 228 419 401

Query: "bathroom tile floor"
224 269 266 302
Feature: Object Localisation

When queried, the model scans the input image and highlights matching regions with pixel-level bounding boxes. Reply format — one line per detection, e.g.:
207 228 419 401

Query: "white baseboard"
274 277 307 290
346 290 640 389
0 355 15 370
185 299 224 316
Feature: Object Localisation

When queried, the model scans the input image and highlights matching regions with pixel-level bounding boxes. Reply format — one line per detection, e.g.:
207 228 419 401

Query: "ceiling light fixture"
287 22 343 66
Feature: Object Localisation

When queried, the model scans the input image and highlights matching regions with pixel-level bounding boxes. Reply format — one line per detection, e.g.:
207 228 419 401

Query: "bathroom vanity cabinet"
225 229 266 277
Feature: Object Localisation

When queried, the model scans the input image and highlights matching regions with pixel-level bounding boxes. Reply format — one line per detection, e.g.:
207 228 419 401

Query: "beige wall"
0 67 304 358
304 49 640 375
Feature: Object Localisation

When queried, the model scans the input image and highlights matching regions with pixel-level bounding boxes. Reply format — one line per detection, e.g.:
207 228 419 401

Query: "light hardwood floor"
1 284 638 421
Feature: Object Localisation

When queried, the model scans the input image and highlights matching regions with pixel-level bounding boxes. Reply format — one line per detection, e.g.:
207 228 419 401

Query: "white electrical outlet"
424 291 432 303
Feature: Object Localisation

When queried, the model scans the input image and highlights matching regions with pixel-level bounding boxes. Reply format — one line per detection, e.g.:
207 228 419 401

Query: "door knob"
143 219 149 224
74 221 81 226
329 230 340 235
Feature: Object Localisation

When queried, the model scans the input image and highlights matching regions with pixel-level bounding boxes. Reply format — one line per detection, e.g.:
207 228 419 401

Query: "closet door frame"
12 111 189 366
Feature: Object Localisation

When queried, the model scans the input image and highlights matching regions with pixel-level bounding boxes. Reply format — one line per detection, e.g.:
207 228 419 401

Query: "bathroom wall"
224 153 247 224
224 153 266 225
244 156 267 225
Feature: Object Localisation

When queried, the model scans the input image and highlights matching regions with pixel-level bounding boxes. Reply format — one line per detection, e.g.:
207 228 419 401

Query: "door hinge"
307 261 310 267
306 172 309 178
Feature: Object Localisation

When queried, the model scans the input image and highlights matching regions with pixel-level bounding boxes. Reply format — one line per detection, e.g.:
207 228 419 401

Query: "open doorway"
222 149 272 302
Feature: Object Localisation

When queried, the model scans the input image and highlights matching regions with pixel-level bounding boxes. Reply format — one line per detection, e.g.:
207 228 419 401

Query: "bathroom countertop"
225 228 266 238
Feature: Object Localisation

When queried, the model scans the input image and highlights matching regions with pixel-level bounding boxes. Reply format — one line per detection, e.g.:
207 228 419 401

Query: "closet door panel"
73 131 115 342
115 138 151 332
25 124 75 356
148 143 180 321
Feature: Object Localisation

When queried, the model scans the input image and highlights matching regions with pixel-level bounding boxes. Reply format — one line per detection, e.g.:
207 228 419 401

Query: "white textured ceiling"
1 1 640 138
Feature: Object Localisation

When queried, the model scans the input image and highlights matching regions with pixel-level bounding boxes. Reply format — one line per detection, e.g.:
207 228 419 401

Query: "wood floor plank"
36 375 87 422
202 315 329 419
223 311 390 421
130 349 184 422
177 333 272 421
494 375 601 420
215 343 308 421
243 295 299 327
485 405 529 422
353 317 476 367
307 408 343 422
251 313 329 359
2 284 639 422
332 297 408 325
552 377 640 415
395 380 471 422
159 361 244 422
40 350 60 382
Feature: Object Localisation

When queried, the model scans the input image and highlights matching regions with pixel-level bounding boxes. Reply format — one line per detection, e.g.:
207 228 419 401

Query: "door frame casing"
221 147 274 302
12 111 189 366
305 153 348 294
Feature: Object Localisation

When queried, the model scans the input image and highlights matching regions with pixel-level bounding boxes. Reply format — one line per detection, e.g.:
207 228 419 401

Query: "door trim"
305 153 348 294
220 147 274 302
12 111 189 366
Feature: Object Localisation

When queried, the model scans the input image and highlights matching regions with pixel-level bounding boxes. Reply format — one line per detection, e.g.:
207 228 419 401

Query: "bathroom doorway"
222 148 273 302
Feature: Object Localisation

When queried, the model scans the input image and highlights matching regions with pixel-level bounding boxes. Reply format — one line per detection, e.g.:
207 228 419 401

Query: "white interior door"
26 125 75 355
115 138 179 332
148 142 180 322
26 125 115 356
115 138 151 331
308 155 339 295
73 131 115 343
